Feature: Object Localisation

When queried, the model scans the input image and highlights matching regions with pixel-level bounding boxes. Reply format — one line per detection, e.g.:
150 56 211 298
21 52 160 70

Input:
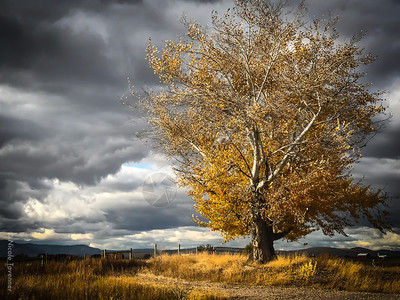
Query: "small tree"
241 243 254 260
139 0 390 263
197 244 215 254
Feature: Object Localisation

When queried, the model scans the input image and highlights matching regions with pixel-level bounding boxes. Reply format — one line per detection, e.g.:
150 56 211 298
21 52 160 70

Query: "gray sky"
0 0 399 251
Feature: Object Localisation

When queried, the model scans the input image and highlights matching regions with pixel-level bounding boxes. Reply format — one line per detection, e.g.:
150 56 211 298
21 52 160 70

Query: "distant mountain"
0 240 101 257
1 240 399 258
278 247 400 258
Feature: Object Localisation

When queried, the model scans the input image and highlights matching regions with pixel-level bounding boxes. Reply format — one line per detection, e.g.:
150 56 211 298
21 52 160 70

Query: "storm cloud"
1 0 399 250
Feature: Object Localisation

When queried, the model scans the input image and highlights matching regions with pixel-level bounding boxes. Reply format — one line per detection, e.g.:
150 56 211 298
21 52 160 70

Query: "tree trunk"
252 214 276 264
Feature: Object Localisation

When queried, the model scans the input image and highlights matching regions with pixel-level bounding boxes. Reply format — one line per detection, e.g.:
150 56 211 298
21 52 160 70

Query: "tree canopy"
139 0 390 263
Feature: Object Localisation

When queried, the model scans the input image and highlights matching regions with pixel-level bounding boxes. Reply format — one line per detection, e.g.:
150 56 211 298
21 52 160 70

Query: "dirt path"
135 273 400 300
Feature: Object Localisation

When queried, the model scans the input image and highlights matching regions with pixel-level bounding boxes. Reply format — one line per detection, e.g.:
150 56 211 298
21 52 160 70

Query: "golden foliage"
140 0 389 244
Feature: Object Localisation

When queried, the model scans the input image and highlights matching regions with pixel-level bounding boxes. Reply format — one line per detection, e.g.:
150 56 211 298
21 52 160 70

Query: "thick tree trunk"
252 215 276 263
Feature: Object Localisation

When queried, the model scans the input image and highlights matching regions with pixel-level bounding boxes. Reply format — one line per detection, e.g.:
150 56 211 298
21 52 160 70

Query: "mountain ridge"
279 246 400 257
1 240 101 257
1 240 399 258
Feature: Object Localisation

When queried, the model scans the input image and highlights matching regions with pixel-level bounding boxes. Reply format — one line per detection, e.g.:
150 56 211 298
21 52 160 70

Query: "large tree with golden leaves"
139 0 390 263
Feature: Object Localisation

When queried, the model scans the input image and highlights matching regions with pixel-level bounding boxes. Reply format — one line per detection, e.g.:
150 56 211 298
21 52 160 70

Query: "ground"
136 272 400 300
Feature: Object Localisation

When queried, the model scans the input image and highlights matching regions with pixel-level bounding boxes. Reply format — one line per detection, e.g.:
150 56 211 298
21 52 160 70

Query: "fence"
101 248 134 259
100 244 242 259
8 254 51 267
6 245 243 265
100 244 196 259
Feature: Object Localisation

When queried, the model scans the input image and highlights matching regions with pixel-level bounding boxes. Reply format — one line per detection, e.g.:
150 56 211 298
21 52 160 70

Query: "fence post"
154 244 157 257
178 244 181 255
84 253 87 260
129 248 133 260
102 249 106 258
41 254 46 267
196 247 198 255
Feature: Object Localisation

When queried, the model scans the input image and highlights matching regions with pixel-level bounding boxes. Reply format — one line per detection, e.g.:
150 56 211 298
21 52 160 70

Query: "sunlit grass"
0 258 226 300
147 253 400 294
147 252 315 285
1 254 399 299
4 273 225 300
315 256 400 293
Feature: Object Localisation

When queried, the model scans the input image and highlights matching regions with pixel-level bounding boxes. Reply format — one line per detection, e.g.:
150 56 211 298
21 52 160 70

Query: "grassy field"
147 253 400 294
2 253 400 299
1 258 225 300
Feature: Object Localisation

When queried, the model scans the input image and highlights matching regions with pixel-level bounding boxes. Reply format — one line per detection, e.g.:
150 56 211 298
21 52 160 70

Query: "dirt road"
135 273 400 300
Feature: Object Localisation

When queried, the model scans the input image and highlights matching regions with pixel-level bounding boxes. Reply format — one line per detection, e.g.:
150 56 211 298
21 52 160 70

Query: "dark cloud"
0 0 399 249
362 127 400 159
104 205 194 231
0 114 46 147
0 0 155 227
353 156 400 227
185 0 221 2
282 0 400 87
0 0 156 95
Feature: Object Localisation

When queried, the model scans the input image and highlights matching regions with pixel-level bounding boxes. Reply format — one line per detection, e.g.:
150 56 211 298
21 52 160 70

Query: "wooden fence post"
102 249 106 258
154 244 157 257
129 248 133 260
41 254 46 267
196 247 198 255
178 244 181 255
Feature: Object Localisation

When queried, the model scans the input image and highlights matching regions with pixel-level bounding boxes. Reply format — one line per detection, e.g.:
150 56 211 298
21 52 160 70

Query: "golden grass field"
2 253 400 299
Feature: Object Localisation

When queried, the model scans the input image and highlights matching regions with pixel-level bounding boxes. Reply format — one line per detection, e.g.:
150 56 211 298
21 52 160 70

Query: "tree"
138 0 390 263
197 244 215 253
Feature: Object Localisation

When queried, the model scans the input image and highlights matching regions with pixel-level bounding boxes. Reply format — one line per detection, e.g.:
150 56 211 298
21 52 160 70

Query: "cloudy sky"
1 0 399 251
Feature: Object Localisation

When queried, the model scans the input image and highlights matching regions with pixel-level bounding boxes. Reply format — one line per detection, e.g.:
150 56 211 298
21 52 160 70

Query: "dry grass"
2 253 399 299
315 256 400 293
4 274 225 300
147 252 312 286
147 252 400 294
1 258 226 300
